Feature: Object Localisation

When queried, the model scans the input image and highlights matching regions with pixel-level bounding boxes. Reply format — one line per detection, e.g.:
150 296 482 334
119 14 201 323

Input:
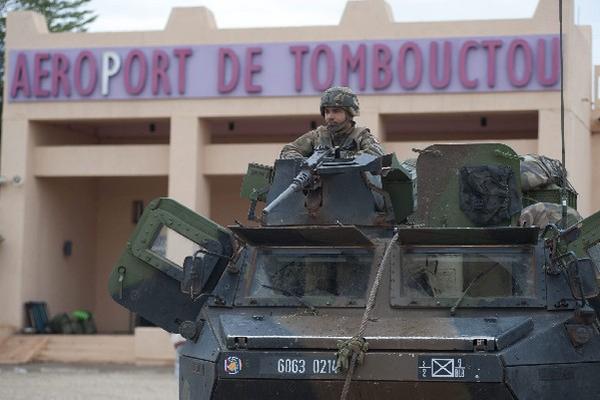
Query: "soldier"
280 86 384 159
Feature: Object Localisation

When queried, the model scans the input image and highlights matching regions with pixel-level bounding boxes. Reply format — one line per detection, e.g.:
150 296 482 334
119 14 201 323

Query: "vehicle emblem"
224 356 243 375
431 358 454 378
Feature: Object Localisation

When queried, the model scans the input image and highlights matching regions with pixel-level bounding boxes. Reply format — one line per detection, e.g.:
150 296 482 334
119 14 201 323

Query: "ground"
0 363 177 400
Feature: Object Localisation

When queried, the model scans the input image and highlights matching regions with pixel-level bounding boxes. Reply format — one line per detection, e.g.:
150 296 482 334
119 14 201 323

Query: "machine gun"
262 147 334 217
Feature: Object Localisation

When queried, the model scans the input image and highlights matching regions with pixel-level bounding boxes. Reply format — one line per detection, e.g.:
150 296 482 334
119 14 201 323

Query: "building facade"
0 0 598 335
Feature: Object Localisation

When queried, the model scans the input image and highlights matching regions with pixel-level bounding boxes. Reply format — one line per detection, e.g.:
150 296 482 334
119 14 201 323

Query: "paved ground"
0 363 178 400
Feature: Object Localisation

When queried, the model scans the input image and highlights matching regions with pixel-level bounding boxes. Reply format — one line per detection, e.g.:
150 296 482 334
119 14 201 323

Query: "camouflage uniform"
279 123 384 159
519 202 582 229
280 86 384 159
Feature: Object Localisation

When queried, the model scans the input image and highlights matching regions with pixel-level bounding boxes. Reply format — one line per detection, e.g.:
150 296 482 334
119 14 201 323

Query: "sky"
86 0 600 66
87 0 542 30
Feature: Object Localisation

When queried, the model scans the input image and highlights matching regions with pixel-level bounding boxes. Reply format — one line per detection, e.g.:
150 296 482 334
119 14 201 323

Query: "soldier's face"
324 107 348 126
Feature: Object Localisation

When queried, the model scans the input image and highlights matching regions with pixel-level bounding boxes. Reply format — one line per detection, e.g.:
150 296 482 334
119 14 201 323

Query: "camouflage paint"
416 143 521 227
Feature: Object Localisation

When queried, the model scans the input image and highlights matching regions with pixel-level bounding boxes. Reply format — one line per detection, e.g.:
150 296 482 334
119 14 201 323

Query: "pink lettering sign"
33 53 51 97
507 39 533 87
218 48 240 93
459 40 479 89
173 48 192 95
11 53 31 98
429 41 452 89
7 34 560 102
152 50 171 95
341 44 366 91
124 50 148 95
290 45 309 92
51 53 71 97
536 37 559 86
244 47 262 93
372 44 392 90
73 51 97 96
310 44 335 91
482 40 502 88
398 42 423 90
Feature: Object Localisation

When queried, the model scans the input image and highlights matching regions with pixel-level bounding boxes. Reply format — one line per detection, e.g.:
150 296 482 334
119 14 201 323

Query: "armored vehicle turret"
109 143 600 400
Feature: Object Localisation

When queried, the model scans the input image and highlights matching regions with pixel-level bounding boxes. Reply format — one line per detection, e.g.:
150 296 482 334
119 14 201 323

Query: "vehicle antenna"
559 0 568 228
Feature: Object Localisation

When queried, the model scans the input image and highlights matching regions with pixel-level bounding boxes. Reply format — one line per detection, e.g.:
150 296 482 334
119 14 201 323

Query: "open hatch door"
108 198 234 333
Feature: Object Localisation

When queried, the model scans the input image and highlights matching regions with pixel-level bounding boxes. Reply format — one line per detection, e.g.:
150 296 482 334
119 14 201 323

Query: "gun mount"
260 151 392 226
262 147 334 217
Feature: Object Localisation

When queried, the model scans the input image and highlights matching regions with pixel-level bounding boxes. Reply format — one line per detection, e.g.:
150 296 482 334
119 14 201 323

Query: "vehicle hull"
210 379 515 400
180 352 600 400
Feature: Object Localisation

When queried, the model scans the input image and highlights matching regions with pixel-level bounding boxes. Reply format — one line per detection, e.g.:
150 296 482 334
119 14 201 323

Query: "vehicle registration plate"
219 352 340 379
274 357 337 375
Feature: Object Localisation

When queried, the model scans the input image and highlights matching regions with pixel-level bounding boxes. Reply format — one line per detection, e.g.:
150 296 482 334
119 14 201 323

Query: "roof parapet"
165 7 217 31
533 0 574 28
340 0 394 27
6 11 48 46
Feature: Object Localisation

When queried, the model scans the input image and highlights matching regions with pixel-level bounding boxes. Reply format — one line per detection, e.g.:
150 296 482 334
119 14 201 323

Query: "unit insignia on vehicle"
224 356 243 375
419 357 466 379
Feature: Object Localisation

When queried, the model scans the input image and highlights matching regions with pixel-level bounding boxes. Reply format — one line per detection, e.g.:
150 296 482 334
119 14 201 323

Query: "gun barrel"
263 149 333 217
262 182 300 216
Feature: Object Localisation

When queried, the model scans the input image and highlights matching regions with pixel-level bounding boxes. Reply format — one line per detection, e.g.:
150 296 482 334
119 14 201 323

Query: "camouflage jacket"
279 124 384 159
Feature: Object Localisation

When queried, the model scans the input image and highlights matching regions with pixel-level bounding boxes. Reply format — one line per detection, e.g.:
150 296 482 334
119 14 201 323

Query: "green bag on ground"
71 310 97 334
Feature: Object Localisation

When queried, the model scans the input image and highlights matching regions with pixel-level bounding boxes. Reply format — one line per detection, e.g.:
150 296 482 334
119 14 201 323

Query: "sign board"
8 35 559 102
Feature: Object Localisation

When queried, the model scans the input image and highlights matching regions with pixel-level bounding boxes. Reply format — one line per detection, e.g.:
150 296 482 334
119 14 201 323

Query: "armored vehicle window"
236 248 373 307
392 246 539 308
150 225 200 268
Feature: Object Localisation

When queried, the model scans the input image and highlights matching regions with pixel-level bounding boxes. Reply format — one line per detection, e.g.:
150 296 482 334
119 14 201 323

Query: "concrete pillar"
594 66 600 108
593 134 600 209
537 109 592 216
168 116 210 216
537 108 562 159
564 113 592 216
0 119 31 329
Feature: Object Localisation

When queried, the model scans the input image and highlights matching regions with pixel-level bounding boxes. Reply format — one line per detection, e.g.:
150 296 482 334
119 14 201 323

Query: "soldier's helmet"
320 86 360 117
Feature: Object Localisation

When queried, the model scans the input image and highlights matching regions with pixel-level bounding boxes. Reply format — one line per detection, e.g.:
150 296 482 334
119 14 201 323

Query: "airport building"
0 0 598 360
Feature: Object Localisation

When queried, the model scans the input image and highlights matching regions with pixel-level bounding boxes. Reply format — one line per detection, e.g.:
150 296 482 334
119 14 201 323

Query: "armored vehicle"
109 143 600 399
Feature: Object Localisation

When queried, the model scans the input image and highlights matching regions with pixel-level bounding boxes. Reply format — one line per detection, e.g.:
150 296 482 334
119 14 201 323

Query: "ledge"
203 143 281 175
34 145 169 177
